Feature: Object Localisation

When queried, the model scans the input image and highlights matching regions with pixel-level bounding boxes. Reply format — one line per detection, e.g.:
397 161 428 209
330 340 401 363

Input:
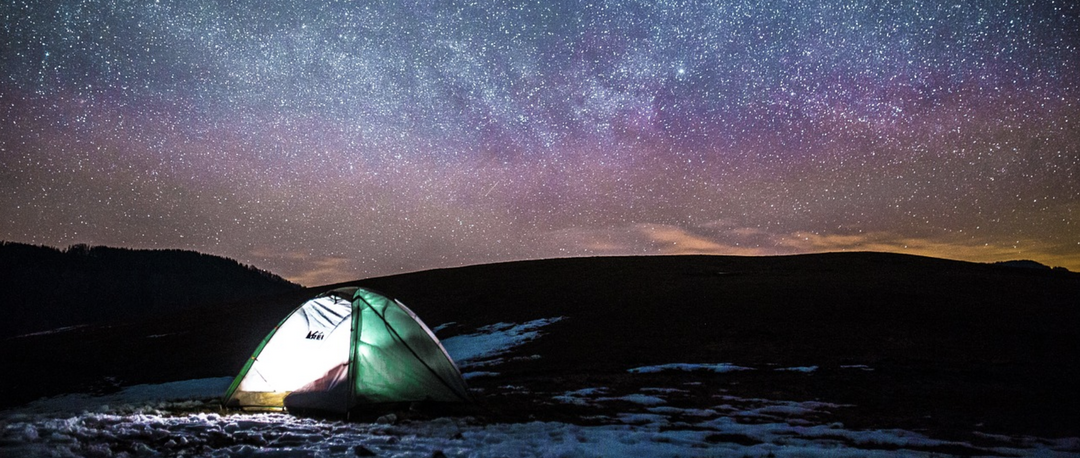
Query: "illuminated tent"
222 287 470 415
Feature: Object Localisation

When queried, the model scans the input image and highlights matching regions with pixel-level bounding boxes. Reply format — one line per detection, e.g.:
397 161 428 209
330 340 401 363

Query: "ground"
2 253 1079 456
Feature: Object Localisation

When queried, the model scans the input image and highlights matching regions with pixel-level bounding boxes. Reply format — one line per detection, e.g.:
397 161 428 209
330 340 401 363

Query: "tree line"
0 241 299 339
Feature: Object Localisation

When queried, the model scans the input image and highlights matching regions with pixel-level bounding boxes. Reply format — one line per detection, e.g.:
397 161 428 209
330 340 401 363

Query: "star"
1 0 1077 285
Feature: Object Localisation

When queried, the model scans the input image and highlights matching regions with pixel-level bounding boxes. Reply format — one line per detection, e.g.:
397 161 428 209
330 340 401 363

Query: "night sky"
2 0 1078 286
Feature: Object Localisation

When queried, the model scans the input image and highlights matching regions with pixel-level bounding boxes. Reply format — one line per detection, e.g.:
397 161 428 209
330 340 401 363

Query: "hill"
0 241 299 339
1 252 1078 441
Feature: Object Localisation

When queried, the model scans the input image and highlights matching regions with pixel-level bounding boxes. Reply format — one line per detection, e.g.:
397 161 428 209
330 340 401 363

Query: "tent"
222 287 470 415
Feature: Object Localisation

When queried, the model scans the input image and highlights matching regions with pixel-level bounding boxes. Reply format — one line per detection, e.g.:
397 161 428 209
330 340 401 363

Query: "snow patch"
647 406 719 417
775 365 818 373
461 371 499 379
440 317 565 368
553 387 608 405
12 377 232 415
617 412 669 425
598 394 667 406
431 321 456 333
740 401 837 418
628 363 754 374
563 387 608 397
9 325 91 339
640 387 688 394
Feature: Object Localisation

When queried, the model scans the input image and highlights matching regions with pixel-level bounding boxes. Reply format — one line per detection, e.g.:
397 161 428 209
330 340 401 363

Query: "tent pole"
346 291 363 421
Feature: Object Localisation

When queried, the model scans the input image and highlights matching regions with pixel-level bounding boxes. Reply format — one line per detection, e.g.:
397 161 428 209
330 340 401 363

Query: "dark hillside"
2 252 1078 440
353 253 1080 436
0 241 299 338
357 253 1079 371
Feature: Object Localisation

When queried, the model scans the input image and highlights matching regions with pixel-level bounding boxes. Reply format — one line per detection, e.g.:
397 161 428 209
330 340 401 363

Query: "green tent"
223 287 470 415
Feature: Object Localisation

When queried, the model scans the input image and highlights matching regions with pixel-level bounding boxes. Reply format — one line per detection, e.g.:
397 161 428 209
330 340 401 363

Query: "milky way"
2 0 1078 285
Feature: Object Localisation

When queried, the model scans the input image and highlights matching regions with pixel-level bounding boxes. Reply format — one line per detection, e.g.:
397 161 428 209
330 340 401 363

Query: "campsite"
4 0 1077 454
2 248 1079 456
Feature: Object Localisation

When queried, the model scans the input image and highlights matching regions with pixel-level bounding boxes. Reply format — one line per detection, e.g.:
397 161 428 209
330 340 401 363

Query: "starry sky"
2 0 1078 286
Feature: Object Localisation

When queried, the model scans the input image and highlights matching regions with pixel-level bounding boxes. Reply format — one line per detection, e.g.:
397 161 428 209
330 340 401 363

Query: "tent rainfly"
222 287 470 415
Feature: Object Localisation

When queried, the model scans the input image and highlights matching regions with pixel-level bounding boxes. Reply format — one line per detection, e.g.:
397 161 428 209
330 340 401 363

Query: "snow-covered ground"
627 363 753 374
3 317 1078 457
440 317 565 371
